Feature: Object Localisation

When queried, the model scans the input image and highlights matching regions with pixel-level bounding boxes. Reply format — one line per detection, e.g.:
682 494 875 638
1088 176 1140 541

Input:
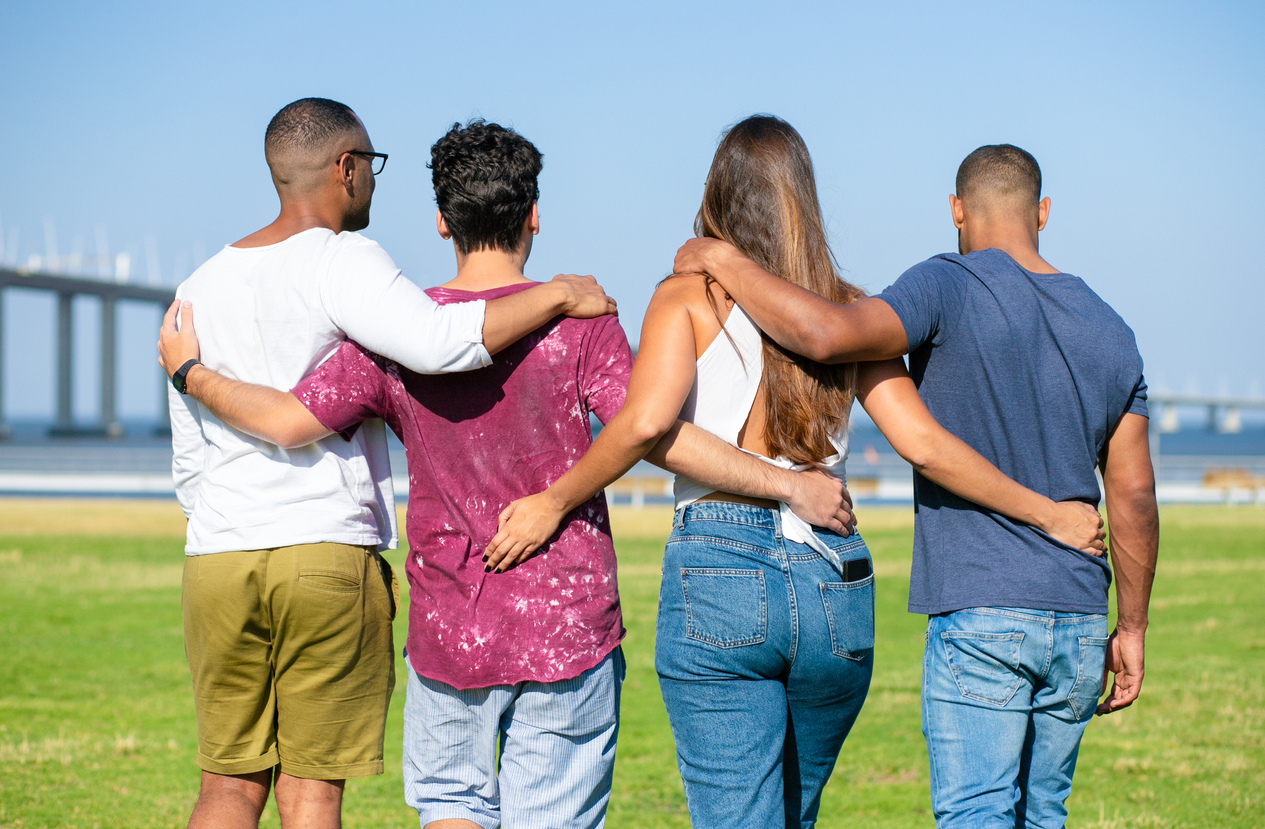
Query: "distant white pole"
0 216 5 265
114 252 131 282
145 233 162 286
43 217 60 274
175 250 189 284
70 234 86 275
95 225 111 279
192 239 207 270
4 226 17 267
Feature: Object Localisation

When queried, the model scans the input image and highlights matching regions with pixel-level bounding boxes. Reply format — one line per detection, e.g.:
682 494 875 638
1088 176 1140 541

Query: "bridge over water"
0 268 174 438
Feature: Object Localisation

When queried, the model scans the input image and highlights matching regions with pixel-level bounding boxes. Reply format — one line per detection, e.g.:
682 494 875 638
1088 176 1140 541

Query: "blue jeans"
922 607 1109 828
655 502 875 829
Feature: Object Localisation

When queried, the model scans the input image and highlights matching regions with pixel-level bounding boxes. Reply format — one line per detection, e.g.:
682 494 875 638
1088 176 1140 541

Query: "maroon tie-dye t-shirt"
292 282 632 689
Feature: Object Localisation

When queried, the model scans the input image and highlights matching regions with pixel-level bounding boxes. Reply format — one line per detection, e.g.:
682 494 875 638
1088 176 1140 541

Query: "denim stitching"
666 535 778 557
940 631 1025 706
680 568 767 648
819 576 876 661
1067 636 1110 720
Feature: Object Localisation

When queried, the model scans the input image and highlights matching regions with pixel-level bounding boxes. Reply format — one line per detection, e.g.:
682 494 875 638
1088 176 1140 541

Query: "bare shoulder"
651 273 729 317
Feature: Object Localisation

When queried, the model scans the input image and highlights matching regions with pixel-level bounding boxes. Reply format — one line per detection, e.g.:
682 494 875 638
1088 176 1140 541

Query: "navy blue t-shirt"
876 249 1147 615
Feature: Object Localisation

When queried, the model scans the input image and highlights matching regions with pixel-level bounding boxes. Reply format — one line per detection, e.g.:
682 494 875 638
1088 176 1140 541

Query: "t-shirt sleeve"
292 340 393 440
1125 374 1149 418
319 241 493 374
875 258 969 353
580 317 634 424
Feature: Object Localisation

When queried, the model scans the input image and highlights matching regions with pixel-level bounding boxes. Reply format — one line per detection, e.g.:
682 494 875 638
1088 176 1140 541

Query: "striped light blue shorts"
402 648 624 829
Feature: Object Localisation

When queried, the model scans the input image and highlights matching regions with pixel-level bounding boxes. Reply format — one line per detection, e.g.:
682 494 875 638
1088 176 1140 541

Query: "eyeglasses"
346 150 388 175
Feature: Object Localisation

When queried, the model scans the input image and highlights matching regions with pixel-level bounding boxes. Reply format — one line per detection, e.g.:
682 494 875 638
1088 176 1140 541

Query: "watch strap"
172 359 202 395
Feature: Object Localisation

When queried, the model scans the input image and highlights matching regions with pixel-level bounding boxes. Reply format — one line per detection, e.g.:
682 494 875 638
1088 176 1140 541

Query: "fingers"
179 300 195 336
162 298 180 333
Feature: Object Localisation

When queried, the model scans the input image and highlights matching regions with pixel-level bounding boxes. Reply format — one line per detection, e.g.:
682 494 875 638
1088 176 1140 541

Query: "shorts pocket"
820 575 875 661
940 631 1025 705
681 568 766 648
1068 635 1109 720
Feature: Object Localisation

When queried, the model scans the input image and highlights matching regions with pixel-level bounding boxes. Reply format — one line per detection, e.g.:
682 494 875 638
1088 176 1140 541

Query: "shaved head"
955 144 1042 212
264 97 366 193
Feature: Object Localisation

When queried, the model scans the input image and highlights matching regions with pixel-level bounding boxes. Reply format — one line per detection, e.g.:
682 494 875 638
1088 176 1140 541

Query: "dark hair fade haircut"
955 144 1042 206
264 97 362 161
429 120 543 255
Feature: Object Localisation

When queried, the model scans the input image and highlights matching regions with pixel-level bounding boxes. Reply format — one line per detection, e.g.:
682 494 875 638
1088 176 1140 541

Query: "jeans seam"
781 540 798 667
1041 622 1054 680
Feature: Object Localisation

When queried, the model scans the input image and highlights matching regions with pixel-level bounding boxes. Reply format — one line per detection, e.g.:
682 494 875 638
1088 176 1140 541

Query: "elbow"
890 431 937 473
626 411 674 449
797 324 843 364
277 428 319 451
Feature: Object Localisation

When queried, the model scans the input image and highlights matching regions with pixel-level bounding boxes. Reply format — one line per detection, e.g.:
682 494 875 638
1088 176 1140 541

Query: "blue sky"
1 0 1262 422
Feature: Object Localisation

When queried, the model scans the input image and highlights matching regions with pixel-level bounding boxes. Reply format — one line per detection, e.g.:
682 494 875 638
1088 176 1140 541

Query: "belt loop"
672 507 686 531
771 506 783 539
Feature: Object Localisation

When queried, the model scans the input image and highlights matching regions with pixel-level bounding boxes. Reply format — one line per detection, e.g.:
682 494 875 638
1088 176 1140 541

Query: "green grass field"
0 501 1261 828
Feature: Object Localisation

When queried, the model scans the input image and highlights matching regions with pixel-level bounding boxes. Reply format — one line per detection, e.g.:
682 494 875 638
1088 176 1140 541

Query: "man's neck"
232 201 349 249
963 225 1059 274
440 247 532 292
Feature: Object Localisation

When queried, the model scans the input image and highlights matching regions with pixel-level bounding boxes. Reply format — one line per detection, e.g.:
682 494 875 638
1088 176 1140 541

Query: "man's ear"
1036 196 1051 232
436 209 452 240
949 194 966 230
337 152 356 193
528 202 540 236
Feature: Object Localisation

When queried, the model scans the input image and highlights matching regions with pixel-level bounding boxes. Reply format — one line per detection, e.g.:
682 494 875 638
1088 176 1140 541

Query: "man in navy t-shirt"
675 144 1159 828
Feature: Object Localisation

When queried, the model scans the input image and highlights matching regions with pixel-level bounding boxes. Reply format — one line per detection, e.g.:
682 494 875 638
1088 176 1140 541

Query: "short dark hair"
955 144 1042 206
265 97 362 163
429 120 542 255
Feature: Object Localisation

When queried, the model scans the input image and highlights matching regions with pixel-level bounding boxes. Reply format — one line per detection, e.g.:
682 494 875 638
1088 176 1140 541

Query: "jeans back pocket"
1068 635 1109 720
681 568 766 648
820 575 875 661
940 631 1025 705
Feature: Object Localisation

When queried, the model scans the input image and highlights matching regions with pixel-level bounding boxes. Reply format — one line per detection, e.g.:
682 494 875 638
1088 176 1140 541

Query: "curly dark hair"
428 120 543 255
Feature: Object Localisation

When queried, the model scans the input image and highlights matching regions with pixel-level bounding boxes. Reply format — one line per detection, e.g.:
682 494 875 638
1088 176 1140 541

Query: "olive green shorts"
182 542 398 780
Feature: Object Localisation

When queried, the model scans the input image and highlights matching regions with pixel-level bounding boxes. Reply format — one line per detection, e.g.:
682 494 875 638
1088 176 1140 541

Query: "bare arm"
1096 412 1159 715
644 420 853 533
482 274 619 355
674 237 908 363
858 359 1105 551
482 280 849 572
158 300 332 448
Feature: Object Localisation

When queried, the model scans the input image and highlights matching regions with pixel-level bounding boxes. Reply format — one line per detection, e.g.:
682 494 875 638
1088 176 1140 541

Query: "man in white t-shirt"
166 98 617 829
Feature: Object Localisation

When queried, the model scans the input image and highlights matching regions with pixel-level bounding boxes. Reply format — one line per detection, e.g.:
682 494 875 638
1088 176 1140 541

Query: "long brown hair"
696 115 862 466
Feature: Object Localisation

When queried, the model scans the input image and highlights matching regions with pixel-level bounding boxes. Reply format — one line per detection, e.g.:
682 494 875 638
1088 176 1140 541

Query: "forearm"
482 284 567 355
543 409 666 514
184 366 325 448
704 254 903 363
644 421 794 502
913 433 1057 527
1105 486 1159 632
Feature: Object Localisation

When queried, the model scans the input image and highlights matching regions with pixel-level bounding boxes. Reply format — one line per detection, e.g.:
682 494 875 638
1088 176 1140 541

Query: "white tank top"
673 302 852 566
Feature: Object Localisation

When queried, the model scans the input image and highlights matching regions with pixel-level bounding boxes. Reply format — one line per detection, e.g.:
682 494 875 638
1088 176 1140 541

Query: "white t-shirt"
169 227 492 555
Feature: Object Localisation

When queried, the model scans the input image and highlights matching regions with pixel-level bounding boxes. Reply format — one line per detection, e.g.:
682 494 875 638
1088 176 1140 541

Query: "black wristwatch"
171 359 202 395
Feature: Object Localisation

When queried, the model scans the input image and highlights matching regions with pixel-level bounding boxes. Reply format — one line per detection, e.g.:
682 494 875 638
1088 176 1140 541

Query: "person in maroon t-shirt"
156 120 855 829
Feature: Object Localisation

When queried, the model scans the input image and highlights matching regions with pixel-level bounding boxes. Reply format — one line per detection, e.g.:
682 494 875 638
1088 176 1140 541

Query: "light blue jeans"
401 648 624 829
655 502 875 829
922 607 1109 828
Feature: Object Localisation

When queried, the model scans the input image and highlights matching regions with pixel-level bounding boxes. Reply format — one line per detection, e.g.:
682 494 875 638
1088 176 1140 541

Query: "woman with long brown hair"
484 115 1102 827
